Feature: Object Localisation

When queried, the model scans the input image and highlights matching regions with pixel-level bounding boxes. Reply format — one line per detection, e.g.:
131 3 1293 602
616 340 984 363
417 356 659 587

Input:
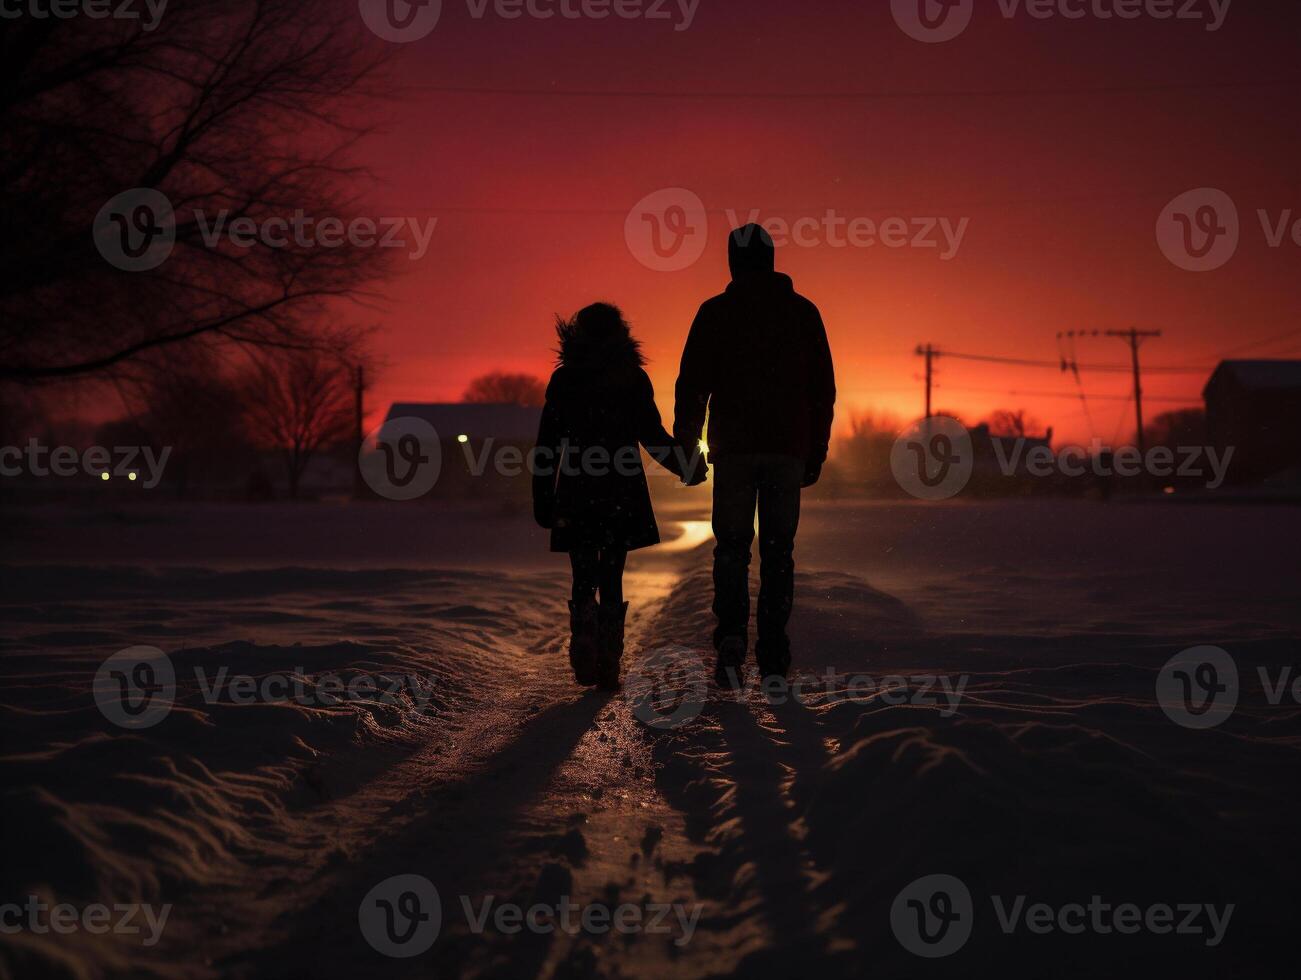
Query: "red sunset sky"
355 0 1301 447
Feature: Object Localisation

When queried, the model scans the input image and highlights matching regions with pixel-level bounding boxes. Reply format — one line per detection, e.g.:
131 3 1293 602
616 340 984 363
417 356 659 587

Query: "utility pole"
1106 329 1162 454
915 344 939 418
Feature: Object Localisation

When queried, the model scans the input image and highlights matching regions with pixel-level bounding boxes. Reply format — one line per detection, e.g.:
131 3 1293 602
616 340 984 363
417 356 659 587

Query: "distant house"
1204 360 1301 485
967 422 1055 494
380 402 541 498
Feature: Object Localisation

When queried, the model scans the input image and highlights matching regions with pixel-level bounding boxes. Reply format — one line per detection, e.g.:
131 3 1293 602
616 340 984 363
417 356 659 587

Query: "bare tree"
110 349 256 496
0 0 392 384
239 342 358 499
462 372 546 407
985 409 1044 439
1142 408 1206 450
831 410 901 493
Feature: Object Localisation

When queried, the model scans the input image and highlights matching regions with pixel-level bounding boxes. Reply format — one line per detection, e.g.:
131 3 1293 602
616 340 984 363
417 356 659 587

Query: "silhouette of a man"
674 224 836 686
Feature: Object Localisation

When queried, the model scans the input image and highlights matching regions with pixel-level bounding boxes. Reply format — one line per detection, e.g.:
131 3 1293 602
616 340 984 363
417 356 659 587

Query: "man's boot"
596 601 628 690
755 635 791 682
569 599 599 686
714 634 748 690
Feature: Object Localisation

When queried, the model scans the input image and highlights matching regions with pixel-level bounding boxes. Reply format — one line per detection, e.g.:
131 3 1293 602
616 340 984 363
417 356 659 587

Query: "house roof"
384 403 540 442
1205 360 1301 398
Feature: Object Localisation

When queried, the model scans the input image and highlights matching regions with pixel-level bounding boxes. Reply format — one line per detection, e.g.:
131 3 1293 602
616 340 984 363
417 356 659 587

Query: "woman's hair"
555 302 646 368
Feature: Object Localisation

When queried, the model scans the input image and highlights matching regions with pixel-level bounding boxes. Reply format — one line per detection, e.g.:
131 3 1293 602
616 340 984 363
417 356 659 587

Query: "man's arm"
673 304 714 452
804 307 836 486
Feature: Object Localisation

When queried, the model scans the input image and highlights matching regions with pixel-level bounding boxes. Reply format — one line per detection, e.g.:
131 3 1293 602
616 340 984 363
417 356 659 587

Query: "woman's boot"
569 599 599 686
596 601 628 690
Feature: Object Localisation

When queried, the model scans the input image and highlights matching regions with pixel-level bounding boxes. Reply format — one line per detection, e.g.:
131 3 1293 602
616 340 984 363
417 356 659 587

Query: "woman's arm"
532 376 563 528
637 371 705 484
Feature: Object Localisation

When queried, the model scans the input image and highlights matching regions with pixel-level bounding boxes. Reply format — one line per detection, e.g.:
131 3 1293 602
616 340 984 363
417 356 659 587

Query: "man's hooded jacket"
674 225 836 469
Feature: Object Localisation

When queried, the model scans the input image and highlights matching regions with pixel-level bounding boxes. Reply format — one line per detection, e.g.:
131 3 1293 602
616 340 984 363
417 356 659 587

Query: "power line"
1059 332 1099 440
934 384 1193 404
934 349 1209 374
1216 326 1301 359
386 189 1190 216
412 78 1301 102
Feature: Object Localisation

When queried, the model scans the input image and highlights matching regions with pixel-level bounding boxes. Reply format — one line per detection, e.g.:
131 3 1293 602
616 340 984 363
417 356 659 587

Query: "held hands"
682 447 709 487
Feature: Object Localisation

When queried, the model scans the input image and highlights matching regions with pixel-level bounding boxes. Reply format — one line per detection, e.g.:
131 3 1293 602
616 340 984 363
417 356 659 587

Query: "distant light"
1163 486 1175 495
99 472 109 481
457 434 469 444
698 439 709 454
128 472 138 482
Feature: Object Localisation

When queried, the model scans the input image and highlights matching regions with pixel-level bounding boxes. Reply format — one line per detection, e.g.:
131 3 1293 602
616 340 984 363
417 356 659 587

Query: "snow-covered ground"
1 498 1298 978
